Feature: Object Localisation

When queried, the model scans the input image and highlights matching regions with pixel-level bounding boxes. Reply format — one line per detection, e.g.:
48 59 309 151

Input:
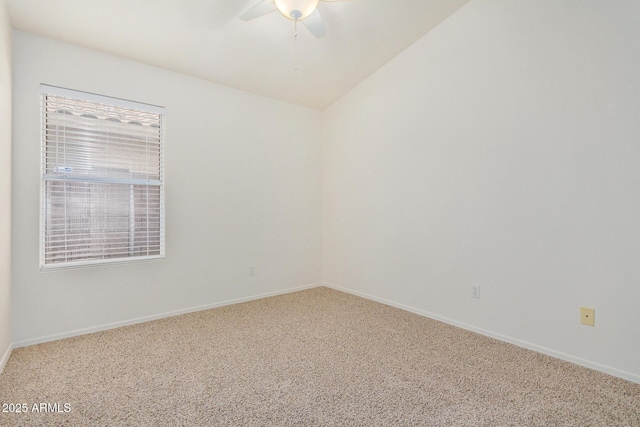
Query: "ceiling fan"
240 0 349 38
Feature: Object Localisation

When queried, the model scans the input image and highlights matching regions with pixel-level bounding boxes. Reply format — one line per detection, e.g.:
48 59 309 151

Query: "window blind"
40 86 165 269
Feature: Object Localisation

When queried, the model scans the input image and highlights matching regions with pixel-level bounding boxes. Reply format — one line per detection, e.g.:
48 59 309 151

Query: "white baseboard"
13 283 323 349
322 282 640 385
0 342 12 374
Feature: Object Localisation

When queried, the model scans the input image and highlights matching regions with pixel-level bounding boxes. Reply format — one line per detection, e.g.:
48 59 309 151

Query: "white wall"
11 31 323 344
0 0 12 370
323 0 640 382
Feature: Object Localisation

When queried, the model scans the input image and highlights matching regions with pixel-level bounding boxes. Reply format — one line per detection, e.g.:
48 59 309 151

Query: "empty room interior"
1 0 639 425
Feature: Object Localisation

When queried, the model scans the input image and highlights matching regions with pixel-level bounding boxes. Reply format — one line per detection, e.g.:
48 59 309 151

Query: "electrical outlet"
249 265 255 276
580 307 595 326
472 284 480 299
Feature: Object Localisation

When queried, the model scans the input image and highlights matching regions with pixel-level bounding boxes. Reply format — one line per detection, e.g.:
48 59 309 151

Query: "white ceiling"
5 0 469 110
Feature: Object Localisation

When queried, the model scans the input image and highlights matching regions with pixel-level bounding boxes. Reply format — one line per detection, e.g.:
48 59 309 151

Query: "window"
40 85 165 269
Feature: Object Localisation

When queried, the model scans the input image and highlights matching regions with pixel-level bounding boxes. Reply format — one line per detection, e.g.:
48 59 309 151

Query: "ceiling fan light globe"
274 0 319 20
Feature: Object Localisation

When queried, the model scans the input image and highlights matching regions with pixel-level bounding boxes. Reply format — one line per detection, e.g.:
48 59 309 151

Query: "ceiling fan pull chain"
293 19 299 72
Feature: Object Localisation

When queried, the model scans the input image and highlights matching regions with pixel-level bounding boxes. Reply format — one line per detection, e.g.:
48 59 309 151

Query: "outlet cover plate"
580 307 595 326
472 284 480 299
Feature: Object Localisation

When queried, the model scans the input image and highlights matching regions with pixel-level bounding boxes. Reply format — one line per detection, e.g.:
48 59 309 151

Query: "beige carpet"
1 287 638 426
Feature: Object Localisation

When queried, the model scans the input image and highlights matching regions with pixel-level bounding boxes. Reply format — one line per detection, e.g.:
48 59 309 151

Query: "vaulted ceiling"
5 0 469 110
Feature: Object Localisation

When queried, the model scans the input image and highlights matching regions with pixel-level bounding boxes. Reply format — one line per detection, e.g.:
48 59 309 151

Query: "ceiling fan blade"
302 9 326 38
239 0 277 21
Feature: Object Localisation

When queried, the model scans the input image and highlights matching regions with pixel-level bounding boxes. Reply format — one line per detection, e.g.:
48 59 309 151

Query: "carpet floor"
0 287 639 426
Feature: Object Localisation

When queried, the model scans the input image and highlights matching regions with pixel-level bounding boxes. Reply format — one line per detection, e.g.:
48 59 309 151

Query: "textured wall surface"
11 32 323 345
323 0 640 382
0 0 13 371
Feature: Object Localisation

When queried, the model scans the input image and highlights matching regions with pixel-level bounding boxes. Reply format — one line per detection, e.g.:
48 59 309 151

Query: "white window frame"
40 85 166 270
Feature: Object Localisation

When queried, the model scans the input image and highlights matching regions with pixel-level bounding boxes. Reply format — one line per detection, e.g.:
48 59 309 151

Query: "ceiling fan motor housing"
274 0 319 20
